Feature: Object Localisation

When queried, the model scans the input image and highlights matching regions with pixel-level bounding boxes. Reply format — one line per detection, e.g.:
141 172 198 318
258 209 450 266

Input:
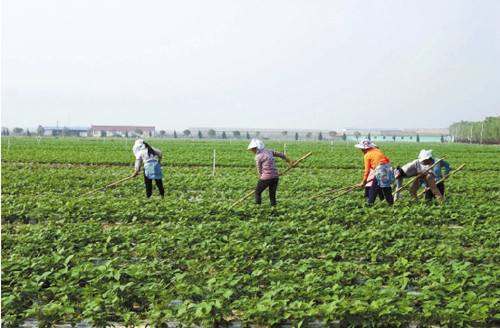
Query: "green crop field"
1 137 499 327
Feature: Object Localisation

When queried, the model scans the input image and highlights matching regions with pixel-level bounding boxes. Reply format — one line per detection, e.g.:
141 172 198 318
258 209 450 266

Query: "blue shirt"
431 158 451 181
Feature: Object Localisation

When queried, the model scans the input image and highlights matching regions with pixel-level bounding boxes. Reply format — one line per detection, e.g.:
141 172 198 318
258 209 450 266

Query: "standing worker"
393 149 447 202
248 139 293 206
355 140 395 206
132 139 165 198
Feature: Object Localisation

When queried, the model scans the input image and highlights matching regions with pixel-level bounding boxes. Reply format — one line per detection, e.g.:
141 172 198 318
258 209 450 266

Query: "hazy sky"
2 0 499 130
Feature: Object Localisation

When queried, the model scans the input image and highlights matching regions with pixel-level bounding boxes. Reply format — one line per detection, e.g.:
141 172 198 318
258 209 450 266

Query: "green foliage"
1 138 499 327
450 116 500 144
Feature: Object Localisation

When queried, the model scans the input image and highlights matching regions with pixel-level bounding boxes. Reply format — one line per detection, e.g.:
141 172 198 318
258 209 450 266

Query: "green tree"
416 134 420 142
354 131 361 141
328 131 337 139
318 132 323 141
342 133 347 141
183 129 191 137
208 129 216 138
295 132 299 141
233 131 241 138
306 132 312 139
222 131 227 139
159 130 166 137
367 132 371 141
173 130 178 138
198 131 203 139
449 116 500 144
441 135 445 143
246 132 251 139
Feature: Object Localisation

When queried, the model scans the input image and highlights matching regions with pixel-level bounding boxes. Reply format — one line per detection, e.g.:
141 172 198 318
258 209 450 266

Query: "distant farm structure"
2 125 454 142
88 125 155 138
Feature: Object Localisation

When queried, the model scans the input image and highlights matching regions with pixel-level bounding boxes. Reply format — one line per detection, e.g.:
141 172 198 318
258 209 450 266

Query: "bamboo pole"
228 152 312 209
84 175 136 196
310 184 357 200
279 152 313 176
325 185 359 201
392 157 446 196
417 164 465 197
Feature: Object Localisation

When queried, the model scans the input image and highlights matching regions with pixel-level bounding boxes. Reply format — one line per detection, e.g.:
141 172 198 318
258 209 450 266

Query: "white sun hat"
132 139 145 158
354 139 376 150
418 149 433 162
247 138 265 150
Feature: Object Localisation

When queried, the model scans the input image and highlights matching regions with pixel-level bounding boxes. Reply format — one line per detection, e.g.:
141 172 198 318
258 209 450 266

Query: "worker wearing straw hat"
355 139 395 205
248 139 292 206
393 149 446 202
132 139 165 198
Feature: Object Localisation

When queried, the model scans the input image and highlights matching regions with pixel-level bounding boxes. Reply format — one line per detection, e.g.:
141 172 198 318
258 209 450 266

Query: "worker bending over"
247 139 292 206
394 149 448 202
355 140 395 206
132 139 165 198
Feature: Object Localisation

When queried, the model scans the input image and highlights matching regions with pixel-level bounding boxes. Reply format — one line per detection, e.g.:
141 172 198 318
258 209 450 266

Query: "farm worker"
247 138 293 206
132 139 165 198
419 149 451 201
393 149 446 202
355 139 395 205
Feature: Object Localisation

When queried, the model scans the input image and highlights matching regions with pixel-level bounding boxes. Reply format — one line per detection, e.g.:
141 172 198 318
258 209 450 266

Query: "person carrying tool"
248 139 292 206
418 149 451 201
132 139 165 198
355 140 395 205
393 149 447 202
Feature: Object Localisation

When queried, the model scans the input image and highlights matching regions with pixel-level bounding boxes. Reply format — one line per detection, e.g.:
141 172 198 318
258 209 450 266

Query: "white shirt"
134 146 162 171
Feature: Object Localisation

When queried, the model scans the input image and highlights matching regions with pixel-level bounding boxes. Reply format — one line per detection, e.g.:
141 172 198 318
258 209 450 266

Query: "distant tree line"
449 116 500 144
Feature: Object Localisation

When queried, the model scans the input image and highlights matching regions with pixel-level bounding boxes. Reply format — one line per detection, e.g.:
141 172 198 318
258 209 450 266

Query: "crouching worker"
355 140 395 206
419 150 450 202
393 149 446 202
132 139 165 198
247 139 292 206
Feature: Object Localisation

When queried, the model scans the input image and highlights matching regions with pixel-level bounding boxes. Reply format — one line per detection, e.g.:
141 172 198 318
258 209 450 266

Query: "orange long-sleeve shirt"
362 148 390 180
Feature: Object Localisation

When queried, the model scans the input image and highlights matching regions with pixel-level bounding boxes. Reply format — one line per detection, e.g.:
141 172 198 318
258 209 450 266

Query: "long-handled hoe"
417 164 465 197
83 175 136 196
228 152 313 210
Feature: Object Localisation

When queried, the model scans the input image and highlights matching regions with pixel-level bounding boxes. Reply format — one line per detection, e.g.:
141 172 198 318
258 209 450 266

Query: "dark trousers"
425 182 445 201
365 187 384 201
255 178 279 206
367 178 393 205
144 175 164 198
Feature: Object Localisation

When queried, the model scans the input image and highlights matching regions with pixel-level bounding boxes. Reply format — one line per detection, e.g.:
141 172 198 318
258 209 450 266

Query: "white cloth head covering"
418 149 433 162
133 139 145 159
247 138 265 150
354 139 376 150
